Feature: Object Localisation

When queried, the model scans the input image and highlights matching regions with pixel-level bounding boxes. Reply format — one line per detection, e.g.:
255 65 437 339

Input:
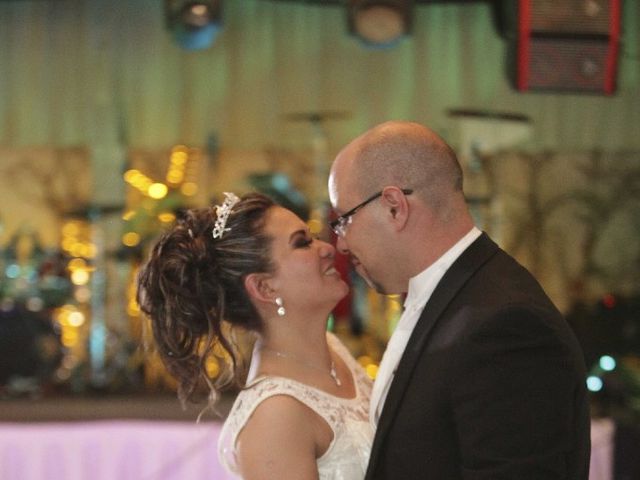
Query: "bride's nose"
319 241 336 259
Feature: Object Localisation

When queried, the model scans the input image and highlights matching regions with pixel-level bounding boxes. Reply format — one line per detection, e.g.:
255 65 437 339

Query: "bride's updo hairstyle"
136 193 276 405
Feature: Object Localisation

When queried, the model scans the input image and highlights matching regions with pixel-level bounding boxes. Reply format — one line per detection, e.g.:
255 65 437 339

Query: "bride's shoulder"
224 377 320 442
234 386 321 450
233 394 323 478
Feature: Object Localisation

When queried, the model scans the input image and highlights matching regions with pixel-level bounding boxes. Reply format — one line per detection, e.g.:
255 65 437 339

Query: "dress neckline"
244 335 361 402
245 372 361 402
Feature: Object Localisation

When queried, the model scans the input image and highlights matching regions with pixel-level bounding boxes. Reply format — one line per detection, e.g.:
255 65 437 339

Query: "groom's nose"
335 235 350 255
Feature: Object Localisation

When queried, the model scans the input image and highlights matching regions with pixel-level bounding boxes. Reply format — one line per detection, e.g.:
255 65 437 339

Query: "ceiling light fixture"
166 0 223 51
347 0 413 49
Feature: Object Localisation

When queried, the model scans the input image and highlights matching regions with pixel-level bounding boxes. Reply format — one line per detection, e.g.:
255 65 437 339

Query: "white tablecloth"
0 420 236 480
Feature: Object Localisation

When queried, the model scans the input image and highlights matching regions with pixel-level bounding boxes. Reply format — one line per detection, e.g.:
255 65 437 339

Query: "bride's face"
264 206 348 314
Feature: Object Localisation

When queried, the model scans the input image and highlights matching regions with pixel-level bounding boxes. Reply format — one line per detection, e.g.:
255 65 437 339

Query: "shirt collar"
404 226 482 311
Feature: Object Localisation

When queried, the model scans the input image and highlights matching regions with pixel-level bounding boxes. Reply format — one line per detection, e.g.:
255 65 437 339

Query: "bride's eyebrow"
288 228 309 244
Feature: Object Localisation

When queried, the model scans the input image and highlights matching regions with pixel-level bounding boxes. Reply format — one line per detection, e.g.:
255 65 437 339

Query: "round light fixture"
348 1 412 49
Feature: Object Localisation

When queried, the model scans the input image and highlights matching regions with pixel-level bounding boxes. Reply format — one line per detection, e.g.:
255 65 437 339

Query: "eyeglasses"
330 188 413 238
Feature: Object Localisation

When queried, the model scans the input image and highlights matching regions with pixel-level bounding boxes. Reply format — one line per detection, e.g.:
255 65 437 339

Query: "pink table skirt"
0 420 237 480
0 418 614 479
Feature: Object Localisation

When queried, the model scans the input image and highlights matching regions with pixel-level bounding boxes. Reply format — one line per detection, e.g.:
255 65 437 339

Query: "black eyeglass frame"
329 188 413 237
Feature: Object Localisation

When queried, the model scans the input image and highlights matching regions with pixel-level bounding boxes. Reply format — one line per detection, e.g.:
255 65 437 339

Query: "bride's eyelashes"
291 231 320 249
294 236 313 249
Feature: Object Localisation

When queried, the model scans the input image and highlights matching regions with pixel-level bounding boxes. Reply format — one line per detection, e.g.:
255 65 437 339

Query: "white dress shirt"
369 227 482 426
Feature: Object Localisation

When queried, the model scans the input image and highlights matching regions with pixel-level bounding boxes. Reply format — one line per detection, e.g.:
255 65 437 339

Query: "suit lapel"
366 233 499 475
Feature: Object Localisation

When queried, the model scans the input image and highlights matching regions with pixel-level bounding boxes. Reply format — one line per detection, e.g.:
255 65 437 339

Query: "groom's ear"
244 273 276 304
381 187 409 230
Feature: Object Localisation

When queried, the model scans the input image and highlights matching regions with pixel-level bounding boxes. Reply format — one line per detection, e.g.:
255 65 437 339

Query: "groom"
328 121 590 479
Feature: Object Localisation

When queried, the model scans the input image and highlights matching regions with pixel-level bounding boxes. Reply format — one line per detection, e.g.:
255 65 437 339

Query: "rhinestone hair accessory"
212 192 240 239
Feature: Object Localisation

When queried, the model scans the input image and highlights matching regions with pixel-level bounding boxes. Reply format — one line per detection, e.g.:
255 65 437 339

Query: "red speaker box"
514 0 621 95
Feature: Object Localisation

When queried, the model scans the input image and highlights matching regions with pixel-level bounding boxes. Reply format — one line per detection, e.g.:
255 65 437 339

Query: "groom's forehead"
329 176 363 212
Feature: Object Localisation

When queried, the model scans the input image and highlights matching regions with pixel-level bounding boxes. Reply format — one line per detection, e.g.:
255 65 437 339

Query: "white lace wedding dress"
218 332 374 479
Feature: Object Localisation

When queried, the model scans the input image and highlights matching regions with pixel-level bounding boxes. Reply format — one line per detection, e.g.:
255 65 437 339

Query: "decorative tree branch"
503 151 574 276
566 150 640 293
1 148 90 218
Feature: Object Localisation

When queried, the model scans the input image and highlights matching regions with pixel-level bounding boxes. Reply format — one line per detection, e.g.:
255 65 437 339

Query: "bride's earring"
275 297 286 317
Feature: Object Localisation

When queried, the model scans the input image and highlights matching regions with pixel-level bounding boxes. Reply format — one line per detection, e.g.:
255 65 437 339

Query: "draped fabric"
0 0 638 152
0 421 235 480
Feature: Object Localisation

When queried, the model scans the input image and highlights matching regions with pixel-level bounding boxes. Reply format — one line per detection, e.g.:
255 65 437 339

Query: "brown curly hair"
136 193 276 406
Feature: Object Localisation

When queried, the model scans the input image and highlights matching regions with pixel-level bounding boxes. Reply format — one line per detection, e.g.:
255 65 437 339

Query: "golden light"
62 222 80 236
124 169 141 183
68 311 86 327
125 169 157 195
357 355 373 367
70 243 87 258
132 177 152 190
308 218 323 235
127 299 140 317
61 330 79 347
122 232 141 247
172 144 189 155
205 357 220 378
158 212 176 223
55 305 79 324
61 238 75 252
54 304 75 325
122 210 136 221
84 244 97 258
71 269 90 286
365 363 379 379
180 182 198 196
148 182 168 199
166 170 183 184
68 258 87 271
69 258 95 272
171 152 188 165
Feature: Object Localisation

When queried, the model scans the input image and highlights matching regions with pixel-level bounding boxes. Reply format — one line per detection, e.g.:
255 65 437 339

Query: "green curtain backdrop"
0 0 638 152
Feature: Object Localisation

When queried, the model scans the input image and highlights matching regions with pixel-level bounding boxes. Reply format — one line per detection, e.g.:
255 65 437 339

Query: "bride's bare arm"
236 395 323 480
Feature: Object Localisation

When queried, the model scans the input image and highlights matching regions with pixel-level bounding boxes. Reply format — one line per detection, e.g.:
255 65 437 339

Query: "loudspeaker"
513 0 621 95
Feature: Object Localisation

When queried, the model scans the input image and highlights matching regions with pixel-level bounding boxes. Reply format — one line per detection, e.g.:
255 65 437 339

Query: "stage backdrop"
0 0 638 153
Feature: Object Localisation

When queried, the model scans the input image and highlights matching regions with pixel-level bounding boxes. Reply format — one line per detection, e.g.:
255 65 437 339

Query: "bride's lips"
324 266 339 276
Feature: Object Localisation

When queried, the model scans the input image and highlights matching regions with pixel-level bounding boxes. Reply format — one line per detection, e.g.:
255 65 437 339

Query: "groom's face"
328 153 392 295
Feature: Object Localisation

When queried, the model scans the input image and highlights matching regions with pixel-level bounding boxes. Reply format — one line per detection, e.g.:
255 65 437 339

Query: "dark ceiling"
262 0 496 5
0 0 496 3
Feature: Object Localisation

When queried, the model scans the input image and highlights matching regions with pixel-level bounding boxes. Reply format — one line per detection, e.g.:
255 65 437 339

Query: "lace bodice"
218 332 373 479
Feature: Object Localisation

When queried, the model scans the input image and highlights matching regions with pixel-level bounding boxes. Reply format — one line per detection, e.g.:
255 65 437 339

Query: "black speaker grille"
527 37 610 91
530 0 611 35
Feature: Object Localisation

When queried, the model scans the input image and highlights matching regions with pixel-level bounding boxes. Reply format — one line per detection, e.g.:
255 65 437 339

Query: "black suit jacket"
614 422 640 480
365 233 591 479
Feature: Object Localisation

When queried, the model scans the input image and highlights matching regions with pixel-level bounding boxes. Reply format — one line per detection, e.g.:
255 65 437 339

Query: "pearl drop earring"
275 297 286 317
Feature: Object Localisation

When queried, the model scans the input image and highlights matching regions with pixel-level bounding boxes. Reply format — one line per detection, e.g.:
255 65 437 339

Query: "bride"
137 192 373 479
